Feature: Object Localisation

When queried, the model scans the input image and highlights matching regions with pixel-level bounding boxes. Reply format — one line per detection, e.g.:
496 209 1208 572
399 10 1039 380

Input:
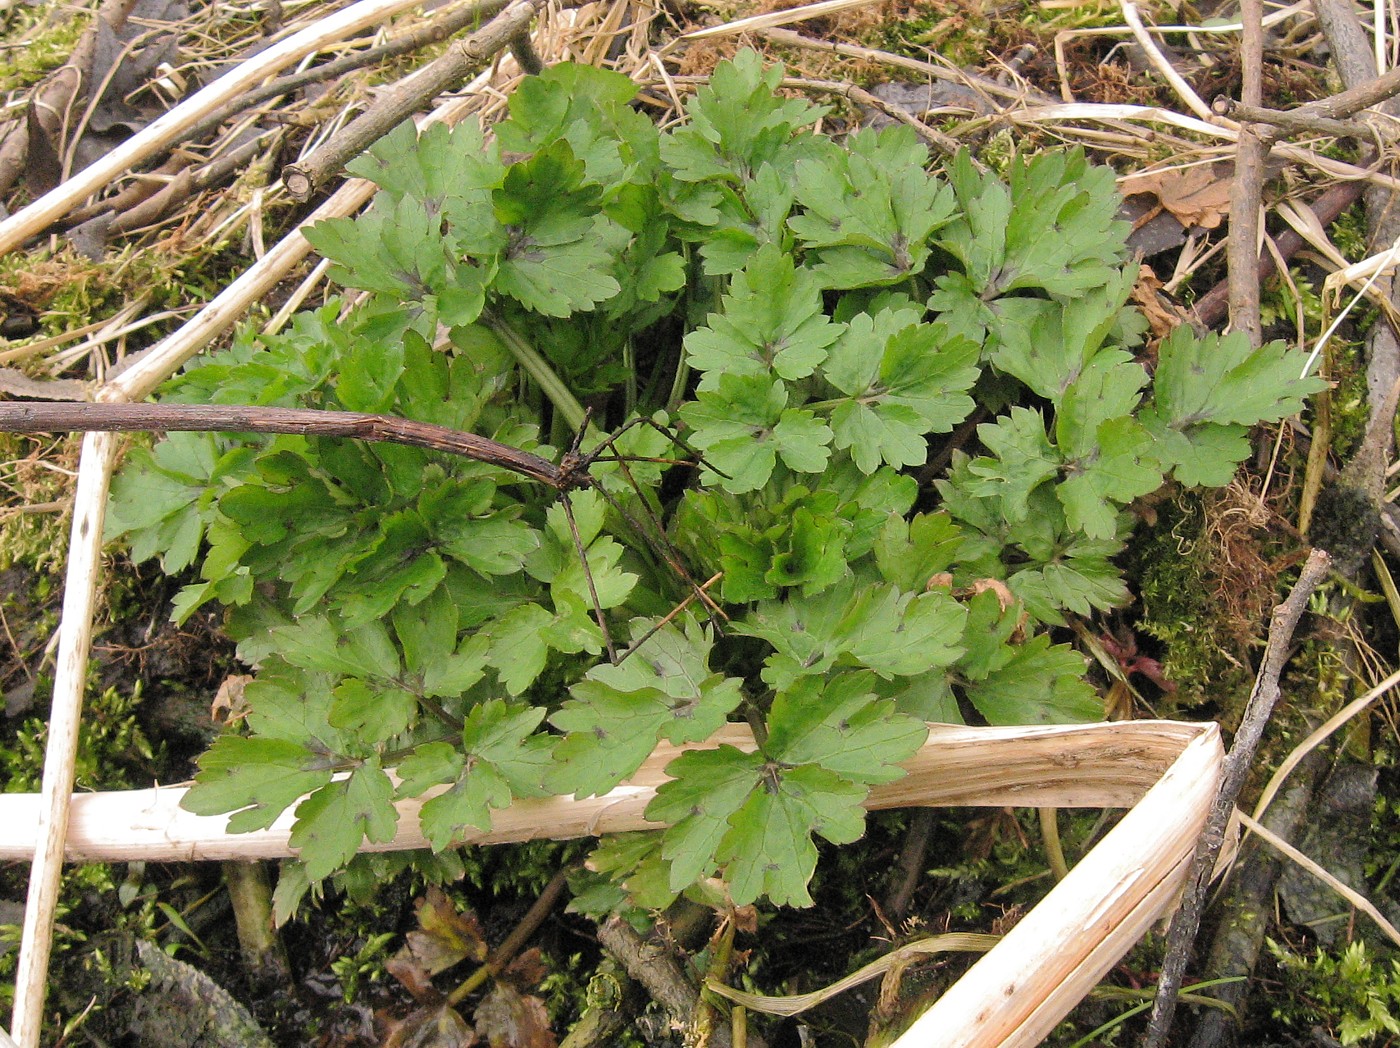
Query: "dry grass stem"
675 0 891 43
1238 811 1400 946
0 0 442 255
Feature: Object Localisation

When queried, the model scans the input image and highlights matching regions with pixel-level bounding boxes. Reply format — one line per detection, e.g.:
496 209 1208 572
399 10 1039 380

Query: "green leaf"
548 618 745 796
736 577 966 690
410 701 553 849
491 143 623 316
648 674 924 906
962 408 1061 521
496 62 656 190
572 832 679 914
648 745 765 890
548 681 677 797
684 244 842 389
716 766 865 907
483 603 554 694
764 505 850 595
772 410 834 475
1141 418 1252 488
765 673 928 786
289 760 399 882
344 118 504 209
963 635 1098 724
494 217 623 318
1008 540 1130 623
843 586 967 678
392 588 482 698
679 375 832 492
305 195 448 301
989 271 1139 399
937 149 1129 299
1052 359 1162 538
822 308 980 473
329 678 417 741
269 615 400 680
182 737 331 831
1057 416 1162 539
660 50 826 186
106 432 244 573
789 125 956 288
874 512 967 592
1152 327 1326 429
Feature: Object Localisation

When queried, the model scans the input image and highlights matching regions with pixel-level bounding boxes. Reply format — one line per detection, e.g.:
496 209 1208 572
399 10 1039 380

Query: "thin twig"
183 0 513 147
1192 181 1365 330
1226 0 1268 345
780 76 969 159
1215 97 1387 140
756 26 1051 106
1141 548 1331 1048
282 0 548 201
0 0 437 255
1290 60 1400 120
0 402 568 487
446 865 572 1005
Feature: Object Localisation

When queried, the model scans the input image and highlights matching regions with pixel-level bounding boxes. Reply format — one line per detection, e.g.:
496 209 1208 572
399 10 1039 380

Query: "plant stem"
483 311 587 432
446 865 572 1007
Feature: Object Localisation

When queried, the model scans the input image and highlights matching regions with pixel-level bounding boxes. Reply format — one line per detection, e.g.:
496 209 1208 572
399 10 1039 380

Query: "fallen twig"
1141 548 1331 1048
1192 180 1365 330
0 0 438 256
282 0 549 201
1215 98 1385 140
1226 0 1268 345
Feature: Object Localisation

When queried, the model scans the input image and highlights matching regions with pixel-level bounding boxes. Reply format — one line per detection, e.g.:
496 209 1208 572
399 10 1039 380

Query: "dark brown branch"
1141 548 1331 1048
282 0 548 202
1215 98 1383 140
0 401 566 488
1191 180 1364 331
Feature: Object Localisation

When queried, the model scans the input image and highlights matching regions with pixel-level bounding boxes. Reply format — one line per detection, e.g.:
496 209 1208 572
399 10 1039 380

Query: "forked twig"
0 400 716 663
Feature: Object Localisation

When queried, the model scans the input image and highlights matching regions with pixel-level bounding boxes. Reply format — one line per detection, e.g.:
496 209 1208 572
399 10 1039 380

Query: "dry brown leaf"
1121 166 1233 231
387 888 490 1001
473 983 556 1048
382 1003 477 1048
1130 264 1184 339
209 673 252 725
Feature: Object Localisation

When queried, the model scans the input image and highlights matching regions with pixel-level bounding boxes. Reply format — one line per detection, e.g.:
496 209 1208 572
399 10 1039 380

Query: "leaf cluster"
108 52 1323 913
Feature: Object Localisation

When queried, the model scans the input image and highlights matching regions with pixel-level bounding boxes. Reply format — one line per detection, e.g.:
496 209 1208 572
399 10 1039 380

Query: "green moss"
0 681 157 793
1123 496 1254 712
1267 939 1400 1044
0 3 88 94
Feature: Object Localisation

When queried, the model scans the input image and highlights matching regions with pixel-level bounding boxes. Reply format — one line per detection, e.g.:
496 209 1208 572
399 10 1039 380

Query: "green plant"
107 51 1324 914
1270 939 1400 1045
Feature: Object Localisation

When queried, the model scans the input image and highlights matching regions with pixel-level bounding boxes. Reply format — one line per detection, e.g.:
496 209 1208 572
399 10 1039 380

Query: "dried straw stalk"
0 0 439 256
0 720 1215 861
891 722 1222 1048
0 720 1222 1046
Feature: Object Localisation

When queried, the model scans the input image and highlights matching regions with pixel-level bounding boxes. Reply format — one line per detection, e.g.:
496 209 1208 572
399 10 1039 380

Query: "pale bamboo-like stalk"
890 724 1222 1048
8 433 119 1048
0 721 1222 1046
0 721 1213 861
0 0 441 256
